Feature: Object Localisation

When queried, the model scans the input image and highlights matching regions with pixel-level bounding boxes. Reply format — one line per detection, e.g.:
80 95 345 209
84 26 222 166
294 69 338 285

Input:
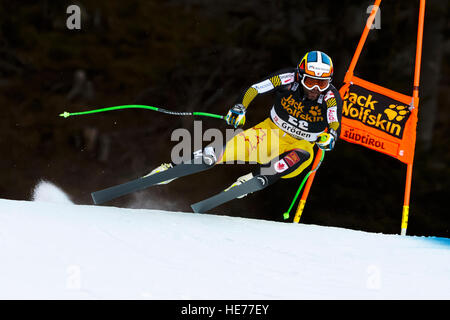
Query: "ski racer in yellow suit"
219 50 342 191
148 51 342 204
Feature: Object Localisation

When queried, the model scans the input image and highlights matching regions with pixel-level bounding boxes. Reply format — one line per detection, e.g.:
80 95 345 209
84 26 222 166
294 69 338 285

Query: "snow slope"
0 182 448 299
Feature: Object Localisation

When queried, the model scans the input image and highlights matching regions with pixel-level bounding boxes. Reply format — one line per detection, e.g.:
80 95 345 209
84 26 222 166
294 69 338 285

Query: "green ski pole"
283 149 325 220
59 104 225 120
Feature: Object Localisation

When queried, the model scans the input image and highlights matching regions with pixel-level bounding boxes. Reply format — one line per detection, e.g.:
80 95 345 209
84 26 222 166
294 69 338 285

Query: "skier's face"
303 85 320 100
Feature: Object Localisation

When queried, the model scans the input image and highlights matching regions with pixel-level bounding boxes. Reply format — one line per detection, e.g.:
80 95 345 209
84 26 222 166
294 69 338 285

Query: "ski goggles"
301 75 331 92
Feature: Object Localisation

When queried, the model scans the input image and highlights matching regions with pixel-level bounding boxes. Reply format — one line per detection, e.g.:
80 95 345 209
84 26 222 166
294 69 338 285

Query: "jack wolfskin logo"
280 94 324 122
384 104 409 121
309 105 322 117
342 86 411 138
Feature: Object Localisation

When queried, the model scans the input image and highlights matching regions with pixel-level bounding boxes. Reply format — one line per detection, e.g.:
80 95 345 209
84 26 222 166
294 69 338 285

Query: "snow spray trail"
31 180 73 205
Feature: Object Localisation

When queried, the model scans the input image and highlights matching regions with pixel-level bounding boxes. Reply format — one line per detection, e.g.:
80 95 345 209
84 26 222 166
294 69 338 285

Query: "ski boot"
224 172 254 198
143 163 177 185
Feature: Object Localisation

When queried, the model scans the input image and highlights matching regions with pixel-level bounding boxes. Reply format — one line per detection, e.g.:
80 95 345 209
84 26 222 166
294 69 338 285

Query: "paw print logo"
309 106 322 117
384 104 409 122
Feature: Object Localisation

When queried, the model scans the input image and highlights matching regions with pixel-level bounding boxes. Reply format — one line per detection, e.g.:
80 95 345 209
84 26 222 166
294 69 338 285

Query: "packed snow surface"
0 181 448 299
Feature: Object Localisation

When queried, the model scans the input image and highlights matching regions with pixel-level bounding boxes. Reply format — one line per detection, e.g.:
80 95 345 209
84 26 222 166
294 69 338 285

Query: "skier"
146 50 342 212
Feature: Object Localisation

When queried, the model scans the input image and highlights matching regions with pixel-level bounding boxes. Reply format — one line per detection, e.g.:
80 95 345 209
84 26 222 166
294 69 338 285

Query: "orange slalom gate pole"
401 0 426 236
293 149 324 223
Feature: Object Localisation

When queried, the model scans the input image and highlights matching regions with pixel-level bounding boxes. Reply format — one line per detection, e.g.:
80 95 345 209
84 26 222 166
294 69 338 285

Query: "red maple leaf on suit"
276 162 286 171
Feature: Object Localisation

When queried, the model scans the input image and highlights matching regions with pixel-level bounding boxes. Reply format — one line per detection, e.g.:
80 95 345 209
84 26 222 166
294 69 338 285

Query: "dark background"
0 0 448 237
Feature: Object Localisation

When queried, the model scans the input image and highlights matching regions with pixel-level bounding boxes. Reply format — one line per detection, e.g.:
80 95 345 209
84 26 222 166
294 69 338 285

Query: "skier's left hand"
317 129 337 151
225 104 246 128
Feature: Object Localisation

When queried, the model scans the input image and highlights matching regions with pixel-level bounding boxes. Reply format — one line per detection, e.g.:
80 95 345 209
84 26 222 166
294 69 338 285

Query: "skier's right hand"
225 104 246 128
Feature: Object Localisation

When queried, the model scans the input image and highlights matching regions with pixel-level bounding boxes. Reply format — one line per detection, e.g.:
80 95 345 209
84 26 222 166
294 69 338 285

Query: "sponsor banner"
342 84 411 139
341 122 400 157
339 78 417 164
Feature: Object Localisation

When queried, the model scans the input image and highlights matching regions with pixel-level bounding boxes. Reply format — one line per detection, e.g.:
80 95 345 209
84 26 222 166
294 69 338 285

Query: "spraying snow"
0 193 449 299
31 180 73 205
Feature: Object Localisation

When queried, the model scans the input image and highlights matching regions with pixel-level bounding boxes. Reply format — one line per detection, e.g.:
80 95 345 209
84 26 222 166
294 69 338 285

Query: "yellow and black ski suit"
217 68 342 184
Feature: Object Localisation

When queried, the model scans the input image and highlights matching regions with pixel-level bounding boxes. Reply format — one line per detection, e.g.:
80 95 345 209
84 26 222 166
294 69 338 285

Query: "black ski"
191 176 269 213
91 162 211 205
